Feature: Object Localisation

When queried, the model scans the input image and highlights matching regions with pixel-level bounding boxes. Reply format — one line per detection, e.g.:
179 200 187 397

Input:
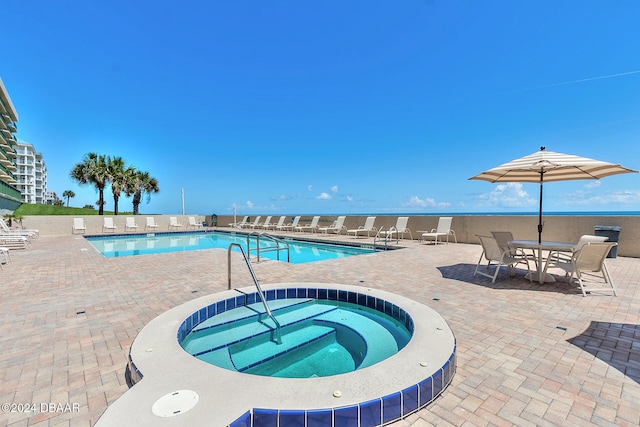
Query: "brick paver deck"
1 231 639 426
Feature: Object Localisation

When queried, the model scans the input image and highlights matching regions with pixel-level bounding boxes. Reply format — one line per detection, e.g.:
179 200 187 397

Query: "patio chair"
546 234 608 268
319 216 347 235
491 231 537 268
188 216 204 230
548 242 618 296
72 218 87 234
0 218 39 239
145 217 160 231
0 234 30 249
347 216 378 238
295 216 320 233
280 216 300 232
252 216 272 230
229 216 248 228
265 216 286 231
474 235 532 283
103 217 118 233
377 216 412 241
420 217 456 244
169 216 183 230
241 216 261 229
125 217 139 232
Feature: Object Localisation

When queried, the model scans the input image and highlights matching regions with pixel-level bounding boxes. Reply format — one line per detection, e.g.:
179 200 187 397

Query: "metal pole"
538 172 544 244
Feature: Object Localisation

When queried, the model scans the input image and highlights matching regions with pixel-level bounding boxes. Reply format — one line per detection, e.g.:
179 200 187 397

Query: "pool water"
180 298 412 378
86 231 375 263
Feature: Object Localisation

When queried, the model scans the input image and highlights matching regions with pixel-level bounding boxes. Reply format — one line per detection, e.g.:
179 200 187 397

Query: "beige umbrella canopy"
469 147 638 243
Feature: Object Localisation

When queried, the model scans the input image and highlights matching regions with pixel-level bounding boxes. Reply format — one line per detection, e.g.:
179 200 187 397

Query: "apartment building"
0 77 21 211
16 140 48 204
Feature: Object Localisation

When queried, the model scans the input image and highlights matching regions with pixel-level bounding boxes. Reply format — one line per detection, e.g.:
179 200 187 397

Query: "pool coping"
95 283 456 426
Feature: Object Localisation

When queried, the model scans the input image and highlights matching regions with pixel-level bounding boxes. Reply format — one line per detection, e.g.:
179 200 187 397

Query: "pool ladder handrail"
227 243 282 345
247 231 290 263
373 226 396 249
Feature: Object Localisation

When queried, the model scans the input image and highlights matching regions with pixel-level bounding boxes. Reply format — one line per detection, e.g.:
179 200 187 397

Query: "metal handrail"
227 243 282 344
247 231 290 263
374 226 396 249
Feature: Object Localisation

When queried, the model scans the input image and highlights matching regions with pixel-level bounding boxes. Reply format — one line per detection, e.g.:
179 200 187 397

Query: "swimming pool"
85 231 376 263
97 283 456 427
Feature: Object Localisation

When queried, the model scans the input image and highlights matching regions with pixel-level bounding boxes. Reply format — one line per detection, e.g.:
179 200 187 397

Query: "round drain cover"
152 390 199 417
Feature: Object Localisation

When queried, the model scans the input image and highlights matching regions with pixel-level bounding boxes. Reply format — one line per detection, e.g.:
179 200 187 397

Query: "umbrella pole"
538 172 544 244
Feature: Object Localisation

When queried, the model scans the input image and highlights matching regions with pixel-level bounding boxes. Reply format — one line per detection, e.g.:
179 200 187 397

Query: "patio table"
509 240 575 284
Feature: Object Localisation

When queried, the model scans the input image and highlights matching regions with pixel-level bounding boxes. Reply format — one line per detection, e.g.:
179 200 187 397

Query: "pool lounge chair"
0 234 29 250
145 217 160 231
419 217 456 244
72 218 87 234
241 216 261 229
0 246 10 267
188 216 204 230
252 216 272 230
376 216 412 241
125 217 139 232
319 216 347 235
280 216 300 232
169 217 183 230
0 219 39 239
295 216 320 233
103 218 118 233
230 216 249 228
347 216 377 238
265 216 286 231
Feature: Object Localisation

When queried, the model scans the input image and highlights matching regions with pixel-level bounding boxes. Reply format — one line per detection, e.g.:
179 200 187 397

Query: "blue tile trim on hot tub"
174 287 455 427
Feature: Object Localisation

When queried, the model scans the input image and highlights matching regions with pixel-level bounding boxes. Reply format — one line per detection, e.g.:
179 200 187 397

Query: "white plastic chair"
169 216 183 230
319 216 347 235
125 217 139 232
377 216 412 241
103 218 118 233
72 218 87 234
474 235 532 283
549 242 617 296
145 217 160 231
347 216 377 238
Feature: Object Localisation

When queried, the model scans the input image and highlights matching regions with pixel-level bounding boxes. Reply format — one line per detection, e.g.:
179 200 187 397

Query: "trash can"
210 214 218 227
593 225 621 258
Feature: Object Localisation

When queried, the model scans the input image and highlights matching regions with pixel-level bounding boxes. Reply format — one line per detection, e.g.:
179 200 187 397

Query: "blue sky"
4 1 640 215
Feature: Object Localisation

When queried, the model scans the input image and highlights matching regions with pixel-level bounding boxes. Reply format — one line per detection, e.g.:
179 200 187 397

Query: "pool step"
314 309 398 368
182 301 338 356
230 325 336 373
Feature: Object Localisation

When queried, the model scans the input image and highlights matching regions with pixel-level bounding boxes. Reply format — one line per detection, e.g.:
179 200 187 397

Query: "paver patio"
1 231 639 426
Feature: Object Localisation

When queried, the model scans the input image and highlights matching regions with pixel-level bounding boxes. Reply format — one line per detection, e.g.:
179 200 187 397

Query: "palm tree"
62 190 75 207
107 156 135 215
126 170 160 215
70 153 110 215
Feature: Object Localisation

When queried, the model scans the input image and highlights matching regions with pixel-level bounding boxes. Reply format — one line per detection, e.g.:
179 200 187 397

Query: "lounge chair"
319 216 347 235
125 217 139 232
0 219 39 239
295 216 320 233
280 216 300 232
474 235 531 283
252 216 272 230
145 217 160 231
241 216 261 229
377 216 412 241
103 218 118 233
347 216 378 238
72 218 87 234
419 217 456 244
230 216 249 228
266 216 286 231
0 234 29 250
169 216 183 230
547 242 618 296
188 216 204 230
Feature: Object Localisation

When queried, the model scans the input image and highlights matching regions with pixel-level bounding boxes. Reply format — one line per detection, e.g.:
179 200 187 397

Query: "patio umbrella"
469 147 637 243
